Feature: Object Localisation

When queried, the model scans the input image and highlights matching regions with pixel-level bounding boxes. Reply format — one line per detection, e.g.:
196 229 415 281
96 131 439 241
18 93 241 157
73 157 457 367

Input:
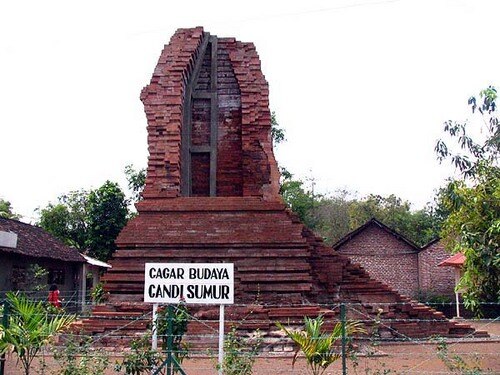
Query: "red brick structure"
419 239 456 297
334 219 455 298
83 27 482 343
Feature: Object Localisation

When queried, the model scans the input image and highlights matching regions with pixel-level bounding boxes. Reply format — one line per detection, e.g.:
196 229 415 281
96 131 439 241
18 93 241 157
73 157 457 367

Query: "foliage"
435 337 485 374
0 292 75 375
116 305 189 374
11 264 49 293
156 304 189 366
436 86 499 178
276 315 365 375
349 309 395 374
114 335 162 375
29 264 49 292
279 174 442 246
271 111 286 145
90 282 107 304
439 166 499 311
38 182 129 262
415 290 452 305
124 164 146 203
86 181 129 261
0 198 20 219
435 86 500 312
216 327 261 375
38 190 89 249
346 194 440 246
52 335 109 375
280 176 317 228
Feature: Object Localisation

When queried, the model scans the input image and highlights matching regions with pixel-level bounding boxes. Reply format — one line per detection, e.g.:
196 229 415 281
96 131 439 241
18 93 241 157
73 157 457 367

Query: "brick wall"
92 28 478 341
336 224 420 297
419 240 455 297
216 39 243 196
139 28 279 200
140 27 204 199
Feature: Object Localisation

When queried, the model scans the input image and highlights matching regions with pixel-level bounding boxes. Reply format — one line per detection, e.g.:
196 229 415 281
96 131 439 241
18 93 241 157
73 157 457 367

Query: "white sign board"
144 263 234 304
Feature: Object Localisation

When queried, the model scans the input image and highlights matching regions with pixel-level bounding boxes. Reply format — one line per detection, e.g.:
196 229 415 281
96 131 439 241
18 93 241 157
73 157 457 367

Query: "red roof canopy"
438 252 465 267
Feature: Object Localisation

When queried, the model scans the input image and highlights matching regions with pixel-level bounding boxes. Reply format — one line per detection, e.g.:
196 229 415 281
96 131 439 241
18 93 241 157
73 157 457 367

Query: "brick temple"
83 27 483 343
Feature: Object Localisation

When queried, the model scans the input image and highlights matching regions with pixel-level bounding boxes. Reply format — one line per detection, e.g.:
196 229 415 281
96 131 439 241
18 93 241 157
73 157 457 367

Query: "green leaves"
276 315 365 375
86 181 128 261
0 199 20 219
38 181 129 261
440 164 500 312
0 292 75 375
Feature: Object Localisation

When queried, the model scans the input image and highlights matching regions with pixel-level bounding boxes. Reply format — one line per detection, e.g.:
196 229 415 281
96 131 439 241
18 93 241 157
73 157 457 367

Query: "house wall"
418 241 455 297
0 253 82 298
336 225 420 297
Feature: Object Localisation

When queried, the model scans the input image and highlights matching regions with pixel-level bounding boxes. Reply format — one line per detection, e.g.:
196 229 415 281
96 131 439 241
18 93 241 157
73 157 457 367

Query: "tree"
38 190 89 249
435 86 500 312
86 181 129 261
347 194 439 246
0 292 75 375
124 164 146 203
308 190 352 245
271 111 286 145
436 86 499 178
0 199 20 220
301 191 440 246
276 315 365 375
274 112 439 246
279 173 318 229
38 181 129 261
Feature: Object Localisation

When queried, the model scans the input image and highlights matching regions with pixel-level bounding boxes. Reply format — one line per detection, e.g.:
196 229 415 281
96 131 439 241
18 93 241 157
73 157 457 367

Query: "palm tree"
276 315 365 375
0 292 75 375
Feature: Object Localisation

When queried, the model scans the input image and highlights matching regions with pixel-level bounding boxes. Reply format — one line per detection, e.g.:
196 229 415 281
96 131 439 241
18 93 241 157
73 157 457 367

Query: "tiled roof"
438 252 465 267
0 217 84 263
332 217 421 251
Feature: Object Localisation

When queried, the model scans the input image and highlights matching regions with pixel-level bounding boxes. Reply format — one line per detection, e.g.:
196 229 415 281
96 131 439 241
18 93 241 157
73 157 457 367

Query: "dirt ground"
4 320 499 374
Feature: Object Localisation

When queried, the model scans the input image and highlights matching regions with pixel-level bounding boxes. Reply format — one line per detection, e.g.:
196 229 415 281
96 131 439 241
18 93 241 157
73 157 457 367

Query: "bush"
52 334 109 375
216 327 261 375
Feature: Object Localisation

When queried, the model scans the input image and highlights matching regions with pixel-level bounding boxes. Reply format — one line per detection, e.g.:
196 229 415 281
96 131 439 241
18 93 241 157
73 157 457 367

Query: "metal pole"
81 263 87 312
167 305 174 375
218 304 225 375
152 304 158 350
0 300 10 375
341 303 347 375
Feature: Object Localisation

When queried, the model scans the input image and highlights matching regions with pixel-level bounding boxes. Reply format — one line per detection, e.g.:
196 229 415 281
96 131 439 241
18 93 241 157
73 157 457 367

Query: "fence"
1 294 499 374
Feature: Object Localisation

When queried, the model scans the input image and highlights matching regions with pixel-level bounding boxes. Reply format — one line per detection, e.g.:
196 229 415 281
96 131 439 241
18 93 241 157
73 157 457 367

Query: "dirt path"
4 321 499 374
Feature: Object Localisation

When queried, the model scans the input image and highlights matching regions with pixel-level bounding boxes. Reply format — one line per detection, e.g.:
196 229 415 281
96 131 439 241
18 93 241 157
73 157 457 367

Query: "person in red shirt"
48 284 62 308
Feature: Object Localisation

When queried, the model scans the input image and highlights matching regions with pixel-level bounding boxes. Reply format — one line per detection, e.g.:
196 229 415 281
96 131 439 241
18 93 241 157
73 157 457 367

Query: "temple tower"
93 28 480 340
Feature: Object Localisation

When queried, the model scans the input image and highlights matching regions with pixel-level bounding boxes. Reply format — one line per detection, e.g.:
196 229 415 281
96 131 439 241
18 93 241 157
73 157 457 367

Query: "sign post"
144 263 234 373
152 303 159 350
218 304 225 375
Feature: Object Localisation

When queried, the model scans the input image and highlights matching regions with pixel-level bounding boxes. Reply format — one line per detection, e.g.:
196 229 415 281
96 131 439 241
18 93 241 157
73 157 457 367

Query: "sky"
1 0 499 222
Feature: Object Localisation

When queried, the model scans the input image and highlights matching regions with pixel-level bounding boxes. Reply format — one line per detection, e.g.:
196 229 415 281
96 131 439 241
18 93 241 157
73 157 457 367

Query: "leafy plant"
115 305 189 375
156 304 189 366
349 309 395 375
0 292 75 375
415 290 452 305
124 164 146 204
277 315 365 375
216 326 261 375
435 337 485 374
90 282 107 304
435 86 500 312
115 335 161 375
52 334 109 375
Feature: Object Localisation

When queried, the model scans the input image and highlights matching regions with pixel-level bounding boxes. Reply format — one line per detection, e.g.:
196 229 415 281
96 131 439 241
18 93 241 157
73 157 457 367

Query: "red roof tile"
438 252 465 267
0 217 84 263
